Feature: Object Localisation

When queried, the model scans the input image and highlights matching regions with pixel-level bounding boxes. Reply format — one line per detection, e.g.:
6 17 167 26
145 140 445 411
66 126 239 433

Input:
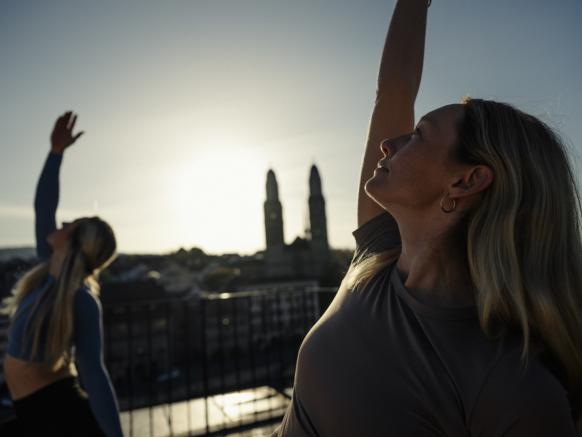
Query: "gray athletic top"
273 211 576 436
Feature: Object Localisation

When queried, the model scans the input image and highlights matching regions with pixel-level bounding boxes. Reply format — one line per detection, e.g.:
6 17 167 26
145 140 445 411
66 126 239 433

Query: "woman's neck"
396 231 475 307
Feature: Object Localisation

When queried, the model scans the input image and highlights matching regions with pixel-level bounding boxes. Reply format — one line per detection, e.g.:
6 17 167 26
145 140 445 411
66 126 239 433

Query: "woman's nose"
381 132 411 157
380 138 393 157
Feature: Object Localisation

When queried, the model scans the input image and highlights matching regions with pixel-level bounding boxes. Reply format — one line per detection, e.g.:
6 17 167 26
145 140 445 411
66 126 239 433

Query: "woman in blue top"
1 111 123 436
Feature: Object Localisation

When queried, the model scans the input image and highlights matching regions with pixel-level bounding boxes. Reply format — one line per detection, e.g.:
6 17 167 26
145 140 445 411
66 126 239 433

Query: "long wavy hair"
346 98 582 432
1 217 117 370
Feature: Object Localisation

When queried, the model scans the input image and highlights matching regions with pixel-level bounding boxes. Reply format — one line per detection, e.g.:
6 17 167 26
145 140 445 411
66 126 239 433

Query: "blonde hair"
1 217 117 370
347 98 582 432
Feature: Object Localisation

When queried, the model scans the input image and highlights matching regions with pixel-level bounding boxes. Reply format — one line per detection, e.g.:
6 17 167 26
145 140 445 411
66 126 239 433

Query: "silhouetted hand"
50 111 84 154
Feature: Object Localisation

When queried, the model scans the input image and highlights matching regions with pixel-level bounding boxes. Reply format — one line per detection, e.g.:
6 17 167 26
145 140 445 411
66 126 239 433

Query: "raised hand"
50 111 84 154
357 0 428 227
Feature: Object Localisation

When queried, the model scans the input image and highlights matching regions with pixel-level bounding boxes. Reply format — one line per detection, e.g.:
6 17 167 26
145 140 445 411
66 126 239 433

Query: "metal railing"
103 287 336 436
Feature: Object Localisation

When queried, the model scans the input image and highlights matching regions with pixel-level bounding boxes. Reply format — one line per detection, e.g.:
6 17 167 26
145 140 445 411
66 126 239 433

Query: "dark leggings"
11 376 106 436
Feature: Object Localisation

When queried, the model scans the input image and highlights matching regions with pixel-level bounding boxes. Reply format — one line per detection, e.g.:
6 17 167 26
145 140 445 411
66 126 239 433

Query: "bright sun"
164 133 269 254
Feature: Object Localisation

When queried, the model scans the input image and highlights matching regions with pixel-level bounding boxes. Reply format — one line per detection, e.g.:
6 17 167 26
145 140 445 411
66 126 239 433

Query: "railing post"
247 294 259 422
232 296 243 427
127 305 134 437
165 301 174 436
146 303 154 436
200 297 209 435
184 300 193 437
274 291 285 393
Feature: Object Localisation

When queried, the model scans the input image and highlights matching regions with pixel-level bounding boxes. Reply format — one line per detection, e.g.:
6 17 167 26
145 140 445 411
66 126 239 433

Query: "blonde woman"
274 1 582 436
2 112 123 436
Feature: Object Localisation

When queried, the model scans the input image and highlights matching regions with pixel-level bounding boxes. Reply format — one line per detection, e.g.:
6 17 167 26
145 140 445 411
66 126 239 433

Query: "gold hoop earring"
440 193 456 213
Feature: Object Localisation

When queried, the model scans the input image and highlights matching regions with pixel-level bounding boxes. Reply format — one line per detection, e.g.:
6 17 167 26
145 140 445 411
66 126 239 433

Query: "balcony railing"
103 287 336 436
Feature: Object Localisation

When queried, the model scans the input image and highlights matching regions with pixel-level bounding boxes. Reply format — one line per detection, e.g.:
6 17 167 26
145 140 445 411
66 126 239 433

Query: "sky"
1 0 581 255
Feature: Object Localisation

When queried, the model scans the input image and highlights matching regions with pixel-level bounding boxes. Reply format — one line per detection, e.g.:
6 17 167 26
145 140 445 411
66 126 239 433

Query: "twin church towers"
263 165 330 280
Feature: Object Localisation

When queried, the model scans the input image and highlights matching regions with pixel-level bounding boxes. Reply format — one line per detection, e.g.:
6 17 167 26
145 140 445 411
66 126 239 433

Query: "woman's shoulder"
351 211 400 266
73 285 101 314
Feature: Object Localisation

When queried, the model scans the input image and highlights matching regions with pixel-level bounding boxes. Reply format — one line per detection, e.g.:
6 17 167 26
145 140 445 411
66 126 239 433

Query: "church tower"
264 169 285 249
308 164 329 255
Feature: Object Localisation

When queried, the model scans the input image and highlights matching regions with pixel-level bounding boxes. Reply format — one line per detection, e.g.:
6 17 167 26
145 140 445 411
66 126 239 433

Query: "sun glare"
164 133 269 254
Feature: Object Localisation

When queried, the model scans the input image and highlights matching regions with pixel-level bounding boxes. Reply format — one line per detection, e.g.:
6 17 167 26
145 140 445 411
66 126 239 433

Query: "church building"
263 165 330 281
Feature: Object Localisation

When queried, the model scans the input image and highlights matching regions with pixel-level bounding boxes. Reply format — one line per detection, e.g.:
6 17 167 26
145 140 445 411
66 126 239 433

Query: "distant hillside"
0 247 36 262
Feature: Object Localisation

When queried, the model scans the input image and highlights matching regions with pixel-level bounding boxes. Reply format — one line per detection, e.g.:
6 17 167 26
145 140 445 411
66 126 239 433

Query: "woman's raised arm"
357 0 429 227
34 112 84 260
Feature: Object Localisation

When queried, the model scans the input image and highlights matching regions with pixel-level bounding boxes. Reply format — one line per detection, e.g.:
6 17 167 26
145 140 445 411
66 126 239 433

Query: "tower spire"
308 164 328 250
266 169 279 201
264 169 285 249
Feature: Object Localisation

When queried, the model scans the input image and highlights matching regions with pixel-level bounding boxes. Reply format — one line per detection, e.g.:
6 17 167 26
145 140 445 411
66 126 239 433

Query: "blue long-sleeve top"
6 152 123 437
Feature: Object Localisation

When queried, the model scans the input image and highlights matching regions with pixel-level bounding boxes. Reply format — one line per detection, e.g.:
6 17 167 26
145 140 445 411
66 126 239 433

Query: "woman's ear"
468 165 494 192
449 165 494 198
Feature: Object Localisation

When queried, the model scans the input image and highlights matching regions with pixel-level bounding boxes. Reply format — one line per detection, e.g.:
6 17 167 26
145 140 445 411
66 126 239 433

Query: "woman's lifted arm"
34 112 84 260
357 0 429 227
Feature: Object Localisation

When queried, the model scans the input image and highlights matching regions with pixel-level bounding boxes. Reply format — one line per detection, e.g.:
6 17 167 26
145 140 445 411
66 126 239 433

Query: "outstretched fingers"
68 113 77 132
68 113 84 144
72 131 85 143
50 110 85 152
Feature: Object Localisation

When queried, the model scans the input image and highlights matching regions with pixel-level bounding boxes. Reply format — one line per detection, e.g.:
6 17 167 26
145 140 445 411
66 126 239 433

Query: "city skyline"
1 0 581 254
0 164 334 257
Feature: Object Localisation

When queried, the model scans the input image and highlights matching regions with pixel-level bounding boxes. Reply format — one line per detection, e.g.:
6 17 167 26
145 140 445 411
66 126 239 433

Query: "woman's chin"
46 236 65 252
365 174 388 194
